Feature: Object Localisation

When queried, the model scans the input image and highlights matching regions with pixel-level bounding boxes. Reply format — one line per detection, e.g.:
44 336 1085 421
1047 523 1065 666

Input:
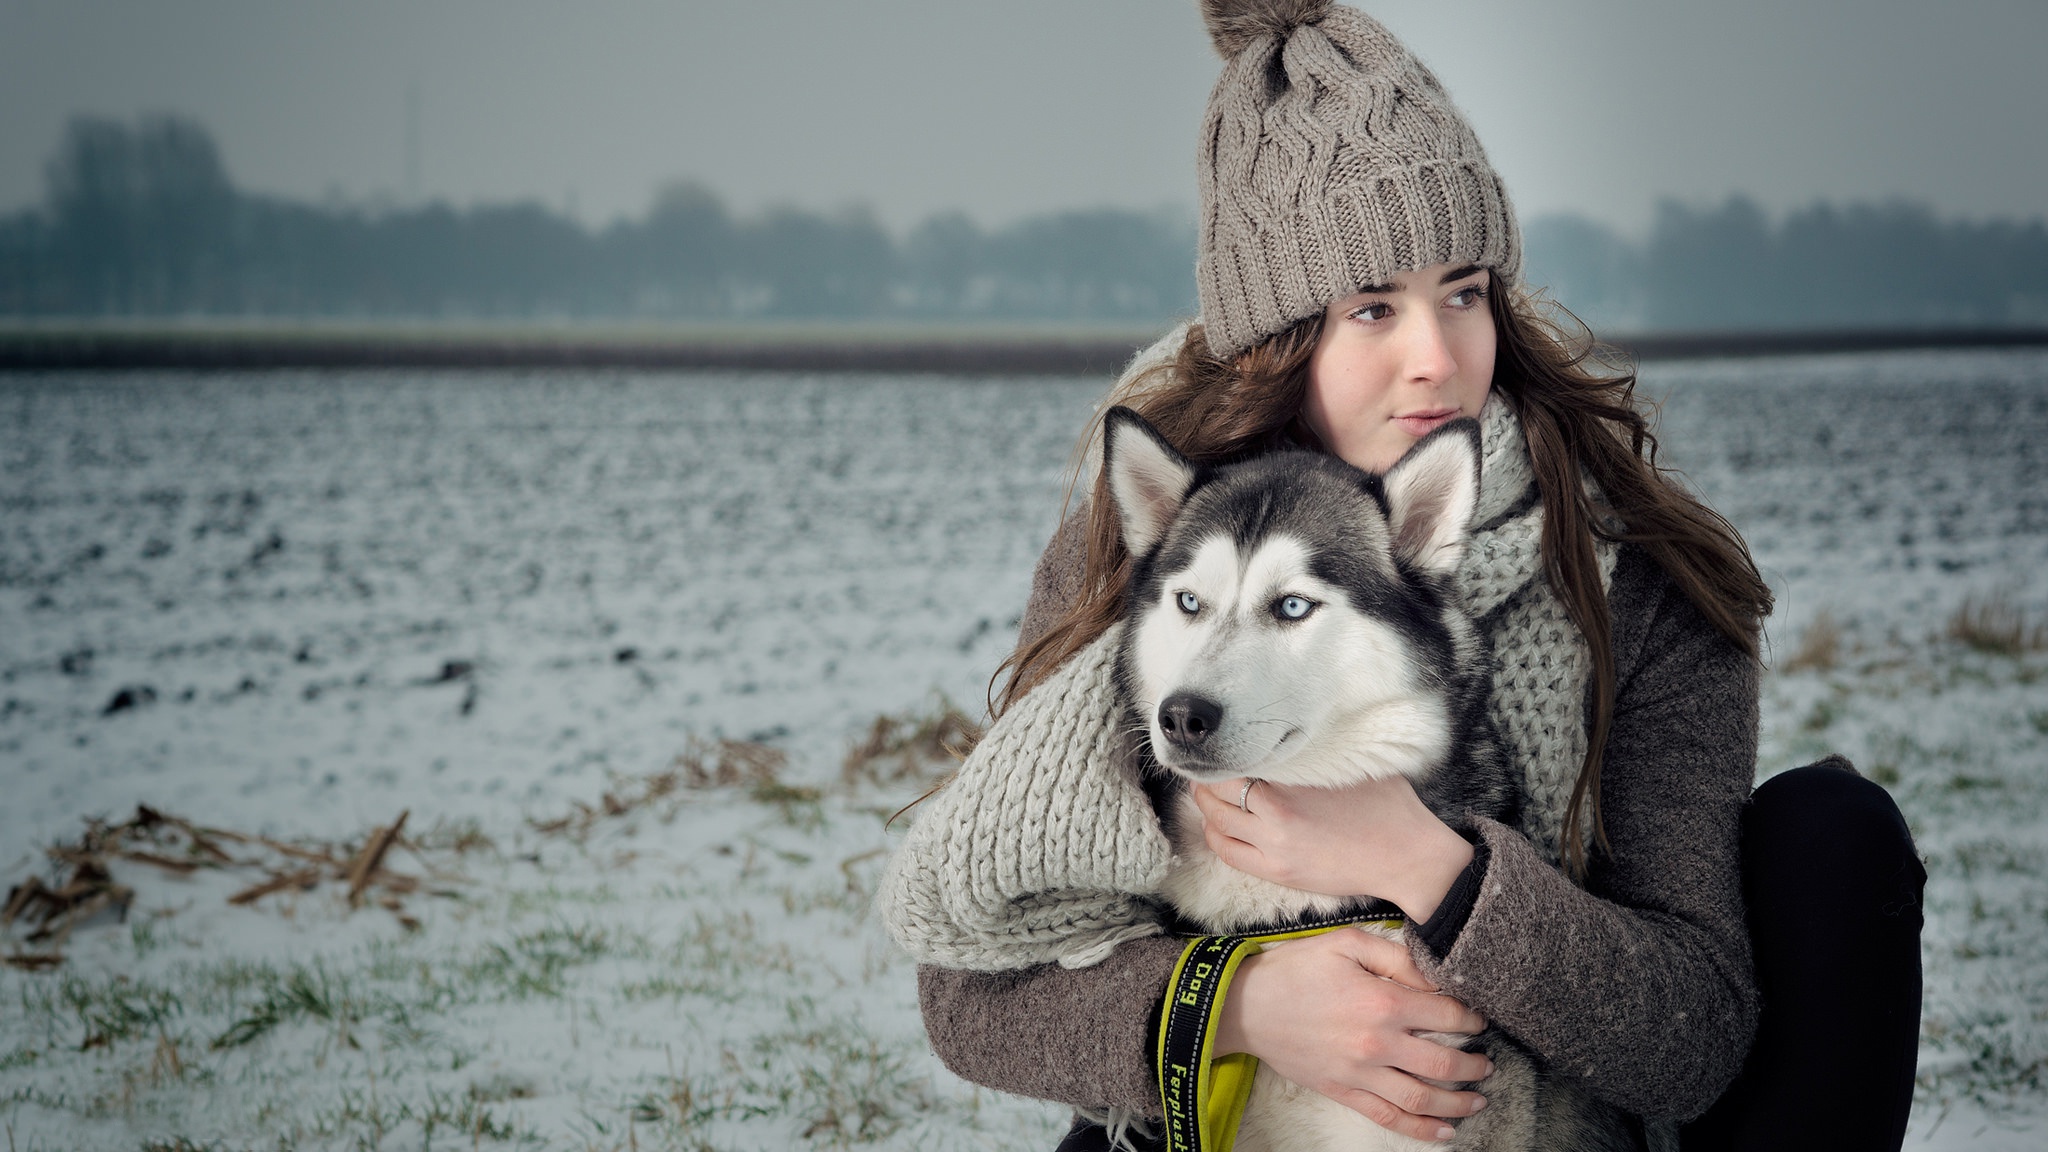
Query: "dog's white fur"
1111 418 1497 1152
1140 550 1473 1152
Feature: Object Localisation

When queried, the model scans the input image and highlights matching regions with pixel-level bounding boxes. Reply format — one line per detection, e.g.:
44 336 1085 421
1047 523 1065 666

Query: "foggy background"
2 0 2046 329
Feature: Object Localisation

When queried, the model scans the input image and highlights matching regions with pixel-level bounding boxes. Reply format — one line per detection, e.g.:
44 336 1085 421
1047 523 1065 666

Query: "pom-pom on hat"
1194 1 1521 358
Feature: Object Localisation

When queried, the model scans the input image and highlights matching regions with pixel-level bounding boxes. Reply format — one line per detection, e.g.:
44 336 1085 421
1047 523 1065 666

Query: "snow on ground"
3 351 2045 1149
1 757 1065 1151
1 369 1097 850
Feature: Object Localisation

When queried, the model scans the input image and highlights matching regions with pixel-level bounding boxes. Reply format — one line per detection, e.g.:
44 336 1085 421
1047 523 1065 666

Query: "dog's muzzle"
1157 691 1223 751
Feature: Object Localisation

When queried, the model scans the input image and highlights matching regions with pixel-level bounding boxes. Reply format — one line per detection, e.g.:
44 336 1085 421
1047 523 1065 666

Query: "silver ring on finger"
1237 778 1257 814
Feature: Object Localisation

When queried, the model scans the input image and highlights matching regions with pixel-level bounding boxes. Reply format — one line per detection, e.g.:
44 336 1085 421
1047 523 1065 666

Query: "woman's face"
1303 262 1496 474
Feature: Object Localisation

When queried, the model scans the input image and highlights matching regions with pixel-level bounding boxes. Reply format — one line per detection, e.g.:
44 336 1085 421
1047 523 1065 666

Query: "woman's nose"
1401 312 1458 384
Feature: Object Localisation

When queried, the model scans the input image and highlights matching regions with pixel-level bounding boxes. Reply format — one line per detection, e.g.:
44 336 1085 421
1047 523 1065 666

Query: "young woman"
880 3 1925 1149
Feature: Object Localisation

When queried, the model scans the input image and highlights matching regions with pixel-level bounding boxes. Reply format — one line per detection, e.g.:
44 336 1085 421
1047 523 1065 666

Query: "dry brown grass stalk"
1948 591 2048 656
227 868 320 906
1781 609 1843 672
678 736 789 789
344 811 408 907
2 805 440 966
842 699 982 789
528 737 795 839
3 859 134 946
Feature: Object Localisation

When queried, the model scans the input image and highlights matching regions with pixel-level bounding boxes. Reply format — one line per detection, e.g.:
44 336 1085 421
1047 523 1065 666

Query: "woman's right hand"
1211 926 1493 1143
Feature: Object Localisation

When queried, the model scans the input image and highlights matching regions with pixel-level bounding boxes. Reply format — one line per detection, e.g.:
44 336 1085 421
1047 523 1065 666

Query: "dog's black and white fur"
1101 407 1634 1152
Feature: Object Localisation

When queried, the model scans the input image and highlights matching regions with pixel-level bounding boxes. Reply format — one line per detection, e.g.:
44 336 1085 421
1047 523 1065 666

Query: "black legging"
1680 757 1925 1150
1054 757 1927 1152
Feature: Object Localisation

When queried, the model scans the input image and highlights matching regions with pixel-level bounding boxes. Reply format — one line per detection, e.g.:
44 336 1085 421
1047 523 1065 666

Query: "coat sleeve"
1016 508 1090 652
1407 547 1761 1122
918 936 1185 1115
913 507 1183 1117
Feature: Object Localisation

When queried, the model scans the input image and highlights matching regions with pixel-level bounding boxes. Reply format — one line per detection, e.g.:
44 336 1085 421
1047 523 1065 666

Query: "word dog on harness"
1101 407 1634 1152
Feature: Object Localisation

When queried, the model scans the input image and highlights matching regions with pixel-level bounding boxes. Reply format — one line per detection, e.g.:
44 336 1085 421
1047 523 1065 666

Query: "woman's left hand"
1192 775 1475 924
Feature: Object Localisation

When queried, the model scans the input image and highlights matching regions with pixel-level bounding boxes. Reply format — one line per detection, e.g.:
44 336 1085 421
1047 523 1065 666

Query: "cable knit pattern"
1458 396 1621 861
878 391 1615 970
1196 3 1521 357
875 627 1175 971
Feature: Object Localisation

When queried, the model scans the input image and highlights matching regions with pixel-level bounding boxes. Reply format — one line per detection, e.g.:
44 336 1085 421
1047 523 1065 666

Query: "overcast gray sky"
2 0 2043 234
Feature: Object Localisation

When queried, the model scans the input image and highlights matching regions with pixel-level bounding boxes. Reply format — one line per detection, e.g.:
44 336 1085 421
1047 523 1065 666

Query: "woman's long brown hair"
991 274 1773 880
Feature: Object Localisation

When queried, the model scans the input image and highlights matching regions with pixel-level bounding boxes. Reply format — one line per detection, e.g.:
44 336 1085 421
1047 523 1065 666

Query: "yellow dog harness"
1156 910 1407 1152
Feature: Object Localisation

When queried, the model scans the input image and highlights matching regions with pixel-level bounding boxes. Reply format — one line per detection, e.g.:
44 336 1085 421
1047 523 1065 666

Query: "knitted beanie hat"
1196 0 1521 358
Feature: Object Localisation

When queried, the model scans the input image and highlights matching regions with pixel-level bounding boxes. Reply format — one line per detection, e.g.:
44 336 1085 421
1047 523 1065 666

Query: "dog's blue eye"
1275 595 1314 621
1177 591 1201 615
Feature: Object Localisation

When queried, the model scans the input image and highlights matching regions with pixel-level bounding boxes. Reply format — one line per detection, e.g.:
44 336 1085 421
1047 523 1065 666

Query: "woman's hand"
1212 926 1492 1142
1192 775 1474 922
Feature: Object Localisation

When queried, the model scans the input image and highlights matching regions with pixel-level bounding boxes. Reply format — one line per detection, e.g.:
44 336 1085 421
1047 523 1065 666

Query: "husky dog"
1101 407 1633 1152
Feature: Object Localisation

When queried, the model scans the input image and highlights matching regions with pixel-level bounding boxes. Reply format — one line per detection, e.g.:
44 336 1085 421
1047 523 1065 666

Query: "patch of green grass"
1944 839 2044 879
192 956 277 999
129 919 164 960
56 974 183 1051
210 963 352 1050
775 1022 937 1146
458 922 609 1001
294 1078 542 1150
1920 1003 2048 1107
617 973 719 1003
1855 729 2001 806
504 881 620 919
467 1074 538 1105
1800 697 1841 732
207 960 445 1054
751 779 828 830
617 1008 940 1150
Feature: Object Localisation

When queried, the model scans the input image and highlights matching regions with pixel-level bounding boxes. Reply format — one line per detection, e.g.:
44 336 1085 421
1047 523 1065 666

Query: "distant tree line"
0 116 1196 321
3 115 2045 331
1526 199 2048 332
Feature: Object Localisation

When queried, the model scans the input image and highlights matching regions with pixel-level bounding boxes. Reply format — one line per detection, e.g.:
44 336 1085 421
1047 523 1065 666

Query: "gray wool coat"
916 513 1762 1125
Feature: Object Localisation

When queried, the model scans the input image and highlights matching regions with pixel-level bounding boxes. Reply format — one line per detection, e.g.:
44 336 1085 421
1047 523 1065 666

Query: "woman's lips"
1393 408 1460 438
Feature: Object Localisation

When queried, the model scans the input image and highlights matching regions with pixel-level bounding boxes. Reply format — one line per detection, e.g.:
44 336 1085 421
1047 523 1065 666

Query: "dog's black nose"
1158 692 1223 749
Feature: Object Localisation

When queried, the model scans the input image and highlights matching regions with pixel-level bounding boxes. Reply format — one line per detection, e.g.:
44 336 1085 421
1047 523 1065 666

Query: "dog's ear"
1104 407 1198 554
1382 419 1481 577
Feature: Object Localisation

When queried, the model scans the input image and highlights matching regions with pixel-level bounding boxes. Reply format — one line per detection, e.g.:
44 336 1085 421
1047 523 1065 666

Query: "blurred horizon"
4 113 2047 333
5 1 2047 332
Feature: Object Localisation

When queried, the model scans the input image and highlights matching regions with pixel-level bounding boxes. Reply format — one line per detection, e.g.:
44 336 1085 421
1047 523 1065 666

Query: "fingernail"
1435 1125 1457 1141
1470 1096 1488 1113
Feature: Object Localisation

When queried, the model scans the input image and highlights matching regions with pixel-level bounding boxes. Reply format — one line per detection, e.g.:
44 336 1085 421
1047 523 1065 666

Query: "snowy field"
3 349 2045 1149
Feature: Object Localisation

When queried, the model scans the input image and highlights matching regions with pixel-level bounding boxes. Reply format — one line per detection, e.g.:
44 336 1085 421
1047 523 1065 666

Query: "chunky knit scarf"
878 393 1617 972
